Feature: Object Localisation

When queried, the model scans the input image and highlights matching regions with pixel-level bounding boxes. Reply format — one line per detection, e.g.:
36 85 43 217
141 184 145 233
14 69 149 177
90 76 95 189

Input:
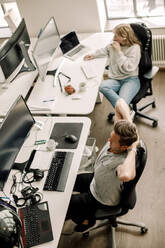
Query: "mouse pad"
50 122 83 149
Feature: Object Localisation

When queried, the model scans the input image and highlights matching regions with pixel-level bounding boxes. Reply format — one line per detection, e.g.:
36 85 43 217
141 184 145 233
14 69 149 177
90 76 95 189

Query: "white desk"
4 116 91 248
27 33 113 115
0 69 38 117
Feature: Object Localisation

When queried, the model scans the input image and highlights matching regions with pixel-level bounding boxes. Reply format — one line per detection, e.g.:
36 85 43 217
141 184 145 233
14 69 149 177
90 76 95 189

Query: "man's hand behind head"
114 98 132 123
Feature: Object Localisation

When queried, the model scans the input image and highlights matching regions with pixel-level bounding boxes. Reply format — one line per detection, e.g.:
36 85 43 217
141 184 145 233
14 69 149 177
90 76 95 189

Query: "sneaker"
74 220 96 232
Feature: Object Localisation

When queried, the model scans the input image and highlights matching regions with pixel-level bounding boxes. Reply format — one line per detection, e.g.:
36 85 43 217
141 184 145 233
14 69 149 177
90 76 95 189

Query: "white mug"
47 139 57 151
79 82 87 92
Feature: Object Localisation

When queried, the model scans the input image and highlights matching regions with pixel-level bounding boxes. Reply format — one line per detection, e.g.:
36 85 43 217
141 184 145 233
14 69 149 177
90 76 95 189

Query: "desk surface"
4 116 91 248
0 69 38 117
27 33 113 115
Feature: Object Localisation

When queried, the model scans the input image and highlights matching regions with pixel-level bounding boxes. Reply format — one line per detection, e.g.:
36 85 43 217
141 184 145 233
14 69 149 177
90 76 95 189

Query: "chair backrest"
130 23 153 104
119 140 147 215
130 22 152 77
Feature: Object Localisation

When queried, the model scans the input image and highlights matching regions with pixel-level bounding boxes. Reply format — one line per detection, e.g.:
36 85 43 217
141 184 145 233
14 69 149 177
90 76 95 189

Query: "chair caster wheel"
83 232 89 238
152 102 156 108
141 227 148 234
152 121 158 127
108 112 115 121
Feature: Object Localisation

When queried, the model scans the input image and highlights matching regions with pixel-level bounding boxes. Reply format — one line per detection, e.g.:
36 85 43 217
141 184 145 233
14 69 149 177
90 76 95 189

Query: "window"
0 2 21 28
105 0 165 19
0 2 21 37
0 5 8 27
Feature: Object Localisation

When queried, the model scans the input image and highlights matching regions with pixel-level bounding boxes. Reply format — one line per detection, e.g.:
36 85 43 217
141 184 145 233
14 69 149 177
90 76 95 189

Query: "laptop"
19 201 53 248
60 31 89 60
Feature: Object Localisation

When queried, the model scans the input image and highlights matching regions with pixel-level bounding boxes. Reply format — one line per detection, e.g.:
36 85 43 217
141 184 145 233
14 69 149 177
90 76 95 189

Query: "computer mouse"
65 134 78 143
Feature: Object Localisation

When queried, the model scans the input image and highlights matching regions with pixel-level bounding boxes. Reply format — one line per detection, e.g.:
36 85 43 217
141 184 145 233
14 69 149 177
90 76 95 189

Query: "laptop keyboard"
67 45 84 57
19 202 53 248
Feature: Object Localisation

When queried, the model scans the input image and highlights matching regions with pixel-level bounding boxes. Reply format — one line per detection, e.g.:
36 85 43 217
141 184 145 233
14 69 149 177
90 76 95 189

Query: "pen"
42 99 55 102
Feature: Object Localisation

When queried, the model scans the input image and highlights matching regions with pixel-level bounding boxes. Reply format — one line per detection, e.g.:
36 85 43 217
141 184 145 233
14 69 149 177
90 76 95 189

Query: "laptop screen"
60 31 80 54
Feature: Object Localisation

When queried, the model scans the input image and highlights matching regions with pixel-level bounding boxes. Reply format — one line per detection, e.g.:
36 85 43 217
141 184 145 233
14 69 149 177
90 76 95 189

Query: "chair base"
107 112 115 121
82 218 148 248
82 218 148 247
117 219 148 234
132 98 158 127
107 98 158 127
82 218 148 235
83 220 117 248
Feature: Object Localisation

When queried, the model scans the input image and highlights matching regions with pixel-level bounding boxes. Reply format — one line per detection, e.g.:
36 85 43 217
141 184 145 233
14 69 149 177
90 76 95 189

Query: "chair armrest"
144 66 159 79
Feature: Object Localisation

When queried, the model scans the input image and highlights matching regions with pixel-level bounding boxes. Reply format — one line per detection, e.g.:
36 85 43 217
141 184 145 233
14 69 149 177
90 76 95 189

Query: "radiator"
152 35 165 66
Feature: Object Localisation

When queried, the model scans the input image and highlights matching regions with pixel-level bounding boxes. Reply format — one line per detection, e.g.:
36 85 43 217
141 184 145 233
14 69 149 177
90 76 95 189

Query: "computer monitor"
0 18 35 85
32 16 61 81
0 95 35 191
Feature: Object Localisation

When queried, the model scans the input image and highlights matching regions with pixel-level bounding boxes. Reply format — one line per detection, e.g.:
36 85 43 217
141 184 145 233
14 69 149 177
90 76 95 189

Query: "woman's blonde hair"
113 23 142 47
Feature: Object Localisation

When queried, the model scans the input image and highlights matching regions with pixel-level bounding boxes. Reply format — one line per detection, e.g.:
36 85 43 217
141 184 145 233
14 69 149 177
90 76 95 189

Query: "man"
66 98 139 232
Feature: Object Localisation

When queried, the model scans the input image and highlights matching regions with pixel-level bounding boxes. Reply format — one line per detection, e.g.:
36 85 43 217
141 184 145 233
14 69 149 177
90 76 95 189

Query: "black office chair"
82 140 148 247
107 23 159 127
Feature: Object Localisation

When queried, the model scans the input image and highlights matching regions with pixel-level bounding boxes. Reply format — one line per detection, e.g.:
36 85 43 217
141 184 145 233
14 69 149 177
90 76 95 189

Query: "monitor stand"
19 41 36 72
12 161 27 172
47 69 57 76
0 41 36 88
13 149 37 172
46 70 71 92
1 59 25 89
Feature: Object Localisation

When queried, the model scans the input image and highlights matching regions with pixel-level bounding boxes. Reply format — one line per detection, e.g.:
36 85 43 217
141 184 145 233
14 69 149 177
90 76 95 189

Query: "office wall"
96 0 106 32
16 0 106 37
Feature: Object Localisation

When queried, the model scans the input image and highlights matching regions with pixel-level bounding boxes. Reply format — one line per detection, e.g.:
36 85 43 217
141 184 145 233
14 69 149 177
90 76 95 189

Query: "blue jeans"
99 76 140 108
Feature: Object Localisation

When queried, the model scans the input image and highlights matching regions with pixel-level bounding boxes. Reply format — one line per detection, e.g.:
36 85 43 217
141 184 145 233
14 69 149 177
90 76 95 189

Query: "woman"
84 23 141 111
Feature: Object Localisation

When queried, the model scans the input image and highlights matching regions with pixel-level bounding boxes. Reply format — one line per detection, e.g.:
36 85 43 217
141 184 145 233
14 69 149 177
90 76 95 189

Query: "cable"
22 169 44 184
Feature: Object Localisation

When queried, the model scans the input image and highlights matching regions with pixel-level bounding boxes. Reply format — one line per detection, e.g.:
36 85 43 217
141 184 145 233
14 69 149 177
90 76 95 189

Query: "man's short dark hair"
114 120 138 146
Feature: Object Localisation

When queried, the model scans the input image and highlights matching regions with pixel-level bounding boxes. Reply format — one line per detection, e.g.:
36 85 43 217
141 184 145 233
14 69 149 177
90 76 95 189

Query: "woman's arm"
84 45 110 60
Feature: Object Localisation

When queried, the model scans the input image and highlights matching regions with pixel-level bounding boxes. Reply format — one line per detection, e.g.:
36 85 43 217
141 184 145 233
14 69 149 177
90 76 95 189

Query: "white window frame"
0 1 21 37
104 0 165 20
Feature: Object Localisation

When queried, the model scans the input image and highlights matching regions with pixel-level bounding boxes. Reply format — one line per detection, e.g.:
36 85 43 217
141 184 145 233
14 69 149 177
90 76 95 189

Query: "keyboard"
81 61 97 79
67 45 84 57
43 151 74 192
19 201 53 248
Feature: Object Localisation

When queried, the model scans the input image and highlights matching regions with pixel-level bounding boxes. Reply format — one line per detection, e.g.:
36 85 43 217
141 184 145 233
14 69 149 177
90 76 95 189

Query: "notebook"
60 31 89 60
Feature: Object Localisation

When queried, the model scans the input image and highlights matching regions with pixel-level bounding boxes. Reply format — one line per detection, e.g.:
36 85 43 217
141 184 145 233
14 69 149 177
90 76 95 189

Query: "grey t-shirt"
90 142 127 206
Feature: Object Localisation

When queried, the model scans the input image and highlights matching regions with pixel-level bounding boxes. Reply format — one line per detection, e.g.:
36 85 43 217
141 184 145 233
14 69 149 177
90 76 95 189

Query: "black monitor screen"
0 18 30 59
32 16 61 81
0 18 30 82
0 95 35 191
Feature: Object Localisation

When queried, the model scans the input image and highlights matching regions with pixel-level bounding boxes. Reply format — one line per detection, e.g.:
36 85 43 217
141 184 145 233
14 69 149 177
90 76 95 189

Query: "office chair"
82 140 148 247
107 23 159 127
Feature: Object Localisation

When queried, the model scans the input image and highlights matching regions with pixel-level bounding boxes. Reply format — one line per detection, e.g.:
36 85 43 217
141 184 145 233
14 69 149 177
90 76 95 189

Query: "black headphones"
13 186 42 207
22 169 44 184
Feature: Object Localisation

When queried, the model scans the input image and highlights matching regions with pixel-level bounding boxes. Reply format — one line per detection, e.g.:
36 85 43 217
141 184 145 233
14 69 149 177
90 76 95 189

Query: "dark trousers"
66 173 106 225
